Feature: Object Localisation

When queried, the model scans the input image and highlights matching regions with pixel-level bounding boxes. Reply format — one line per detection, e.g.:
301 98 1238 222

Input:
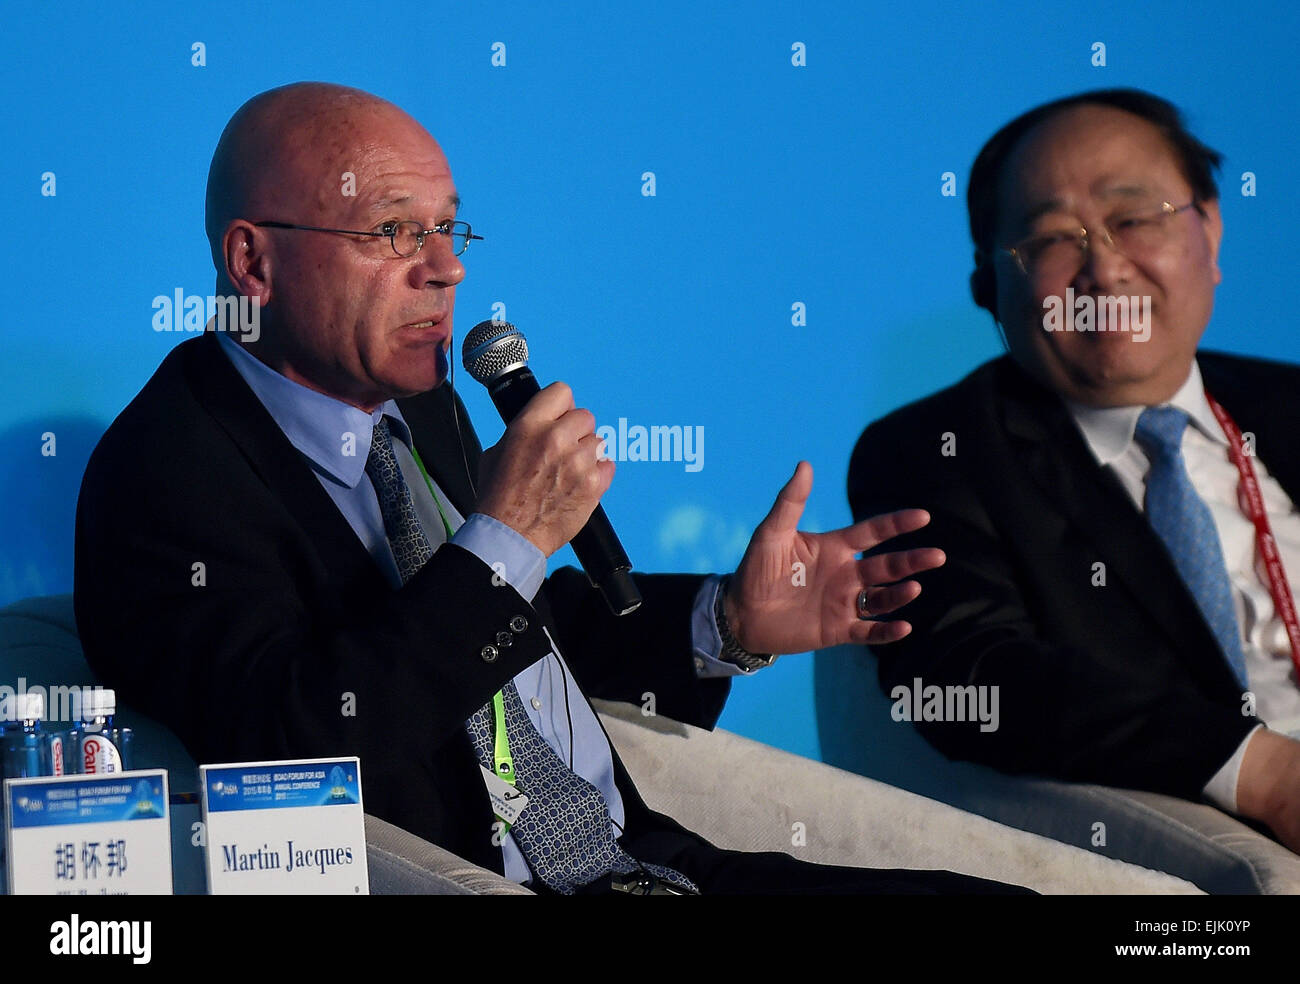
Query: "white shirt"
1066 360 1300 814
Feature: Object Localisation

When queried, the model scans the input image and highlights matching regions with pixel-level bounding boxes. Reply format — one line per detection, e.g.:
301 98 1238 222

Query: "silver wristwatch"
714 576 775 672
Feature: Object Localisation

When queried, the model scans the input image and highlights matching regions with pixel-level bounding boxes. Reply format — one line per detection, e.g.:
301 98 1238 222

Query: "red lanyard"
1204 391 1300 678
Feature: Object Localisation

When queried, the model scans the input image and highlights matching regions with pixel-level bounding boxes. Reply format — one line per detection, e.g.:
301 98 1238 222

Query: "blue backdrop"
3 0 1298 760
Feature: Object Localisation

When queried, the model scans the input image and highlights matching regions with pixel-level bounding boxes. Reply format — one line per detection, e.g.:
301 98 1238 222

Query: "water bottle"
74 689 133 774
2 692 60 779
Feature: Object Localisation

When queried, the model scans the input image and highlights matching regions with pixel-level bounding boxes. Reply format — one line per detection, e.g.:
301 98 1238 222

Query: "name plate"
5 770 173 895
200 757 368 895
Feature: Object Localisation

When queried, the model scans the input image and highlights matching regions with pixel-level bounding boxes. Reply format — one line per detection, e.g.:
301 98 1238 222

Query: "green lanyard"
406 442 517 814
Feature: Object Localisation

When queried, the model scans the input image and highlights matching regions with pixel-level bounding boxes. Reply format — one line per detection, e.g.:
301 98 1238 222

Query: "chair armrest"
596 699 1200 894
364 814 532 895
814 643 1300 894
1119 790 1300 895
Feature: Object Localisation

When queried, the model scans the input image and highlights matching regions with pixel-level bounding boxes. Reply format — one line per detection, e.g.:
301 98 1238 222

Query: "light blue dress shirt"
216 332 746 884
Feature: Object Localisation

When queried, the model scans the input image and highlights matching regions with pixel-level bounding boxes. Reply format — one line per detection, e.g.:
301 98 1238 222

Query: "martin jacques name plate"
200 757 368 894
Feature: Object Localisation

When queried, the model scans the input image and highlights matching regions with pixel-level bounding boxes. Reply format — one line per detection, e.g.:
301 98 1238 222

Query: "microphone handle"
486 368 643 615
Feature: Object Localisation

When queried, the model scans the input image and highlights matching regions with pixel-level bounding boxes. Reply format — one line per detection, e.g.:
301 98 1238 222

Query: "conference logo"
1042 288 1152 343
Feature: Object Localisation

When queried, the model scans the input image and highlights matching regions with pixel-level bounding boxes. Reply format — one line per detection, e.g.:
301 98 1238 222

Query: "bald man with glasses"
75 81 1022 894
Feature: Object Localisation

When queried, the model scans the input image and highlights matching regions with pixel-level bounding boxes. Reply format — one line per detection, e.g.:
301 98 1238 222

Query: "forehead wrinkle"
367 193 462 213
1004 105 1189 218
1093 182 1155 199
345 145 457 219
1018 181 1159 227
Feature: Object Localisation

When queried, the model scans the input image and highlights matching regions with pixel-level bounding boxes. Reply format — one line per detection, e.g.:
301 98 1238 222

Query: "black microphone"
462 320 643 616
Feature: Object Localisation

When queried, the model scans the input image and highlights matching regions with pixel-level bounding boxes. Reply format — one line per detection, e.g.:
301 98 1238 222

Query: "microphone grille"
462 320 530 383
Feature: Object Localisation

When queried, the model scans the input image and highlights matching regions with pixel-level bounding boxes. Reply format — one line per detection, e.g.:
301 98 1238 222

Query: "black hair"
967 88 1223 314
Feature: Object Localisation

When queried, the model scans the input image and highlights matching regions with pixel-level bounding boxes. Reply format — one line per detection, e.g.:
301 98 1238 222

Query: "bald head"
202 82 466 409
204 82 427 273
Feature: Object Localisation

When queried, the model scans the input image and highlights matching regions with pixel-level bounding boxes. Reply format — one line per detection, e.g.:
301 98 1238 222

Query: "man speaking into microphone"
74 82 1015 893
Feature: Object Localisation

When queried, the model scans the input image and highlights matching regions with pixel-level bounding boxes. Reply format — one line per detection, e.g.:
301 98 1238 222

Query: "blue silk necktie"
1135 406 1249 689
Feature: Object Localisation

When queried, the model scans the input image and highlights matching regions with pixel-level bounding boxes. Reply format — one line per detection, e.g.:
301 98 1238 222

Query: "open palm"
726 462 944 655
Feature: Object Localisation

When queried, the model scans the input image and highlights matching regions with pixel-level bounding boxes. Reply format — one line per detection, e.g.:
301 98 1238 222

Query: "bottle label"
49 735 63 776
81 733 123 773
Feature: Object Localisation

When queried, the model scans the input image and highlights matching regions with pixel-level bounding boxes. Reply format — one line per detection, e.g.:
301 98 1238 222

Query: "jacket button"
480 645 498 663
496 631 513 648
509 615 528 634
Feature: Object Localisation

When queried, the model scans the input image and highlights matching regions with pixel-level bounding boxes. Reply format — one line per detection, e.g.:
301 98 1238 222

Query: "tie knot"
365 416 395 469
1135 405 1189 457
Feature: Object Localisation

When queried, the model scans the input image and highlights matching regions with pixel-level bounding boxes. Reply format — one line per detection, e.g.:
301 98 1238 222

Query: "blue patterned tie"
366 417 440 574
365 417 697 894
463 686 697 894
1135 406 1248 688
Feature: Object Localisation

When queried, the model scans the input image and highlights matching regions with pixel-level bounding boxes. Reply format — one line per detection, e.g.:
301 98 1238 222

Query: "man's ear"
223 220 274 306
970 254 997 314
1199 197 1224 286
969 258 1009 352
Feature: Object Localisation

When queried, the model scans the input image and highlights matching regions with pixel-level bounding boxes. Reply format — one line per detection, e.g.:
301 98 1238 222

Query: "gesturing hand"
725 461 944 655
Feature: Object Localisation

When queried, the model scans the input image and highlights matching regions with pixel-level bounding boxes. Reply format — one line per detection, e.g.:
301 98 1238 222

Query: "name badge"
479 765 529 826
5 770 172 895
200 757 368 895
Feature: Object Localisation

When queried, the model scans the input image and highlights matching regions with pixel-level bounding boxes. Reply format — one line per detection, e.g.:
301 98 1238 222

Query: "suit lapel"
397 383 482 517
182 332 388 596
185 331 484 580
994 358 1243 692
1200 353 1300 503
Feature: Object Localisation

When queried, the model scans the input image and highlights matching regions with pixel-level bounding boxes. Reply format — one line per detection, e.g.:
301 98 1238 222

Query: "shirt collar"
1065 359 1228 467
217 332 414 488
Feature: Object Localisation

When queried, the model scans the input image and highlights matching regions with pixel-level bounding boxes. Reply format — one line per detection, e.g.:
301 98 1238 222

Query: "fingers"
847 618 913 646
512 381 577 435
512 381 601 455
856 580 922 617
534 380 576 415
758 461 813 537
857 546 946 585
578 431 616 496
551 406 598 449
841 508 932 552
841 574 928 646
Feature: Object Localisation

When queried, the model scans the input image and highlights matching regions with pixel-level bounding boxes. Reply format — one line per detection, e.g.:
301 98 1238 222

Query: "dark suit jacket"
74 331 730 874
847 351 1300 799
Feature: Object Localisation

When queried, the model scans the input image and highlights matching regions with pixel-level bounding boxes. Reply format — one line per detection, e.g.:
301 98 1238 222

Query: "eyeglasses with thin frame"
254 219 484 257
1000 200 1202 278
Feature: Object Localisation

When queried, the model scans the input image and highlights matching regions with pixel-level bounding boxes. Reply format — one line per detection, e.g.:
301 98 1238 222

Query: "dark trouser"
559 828 1035 895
